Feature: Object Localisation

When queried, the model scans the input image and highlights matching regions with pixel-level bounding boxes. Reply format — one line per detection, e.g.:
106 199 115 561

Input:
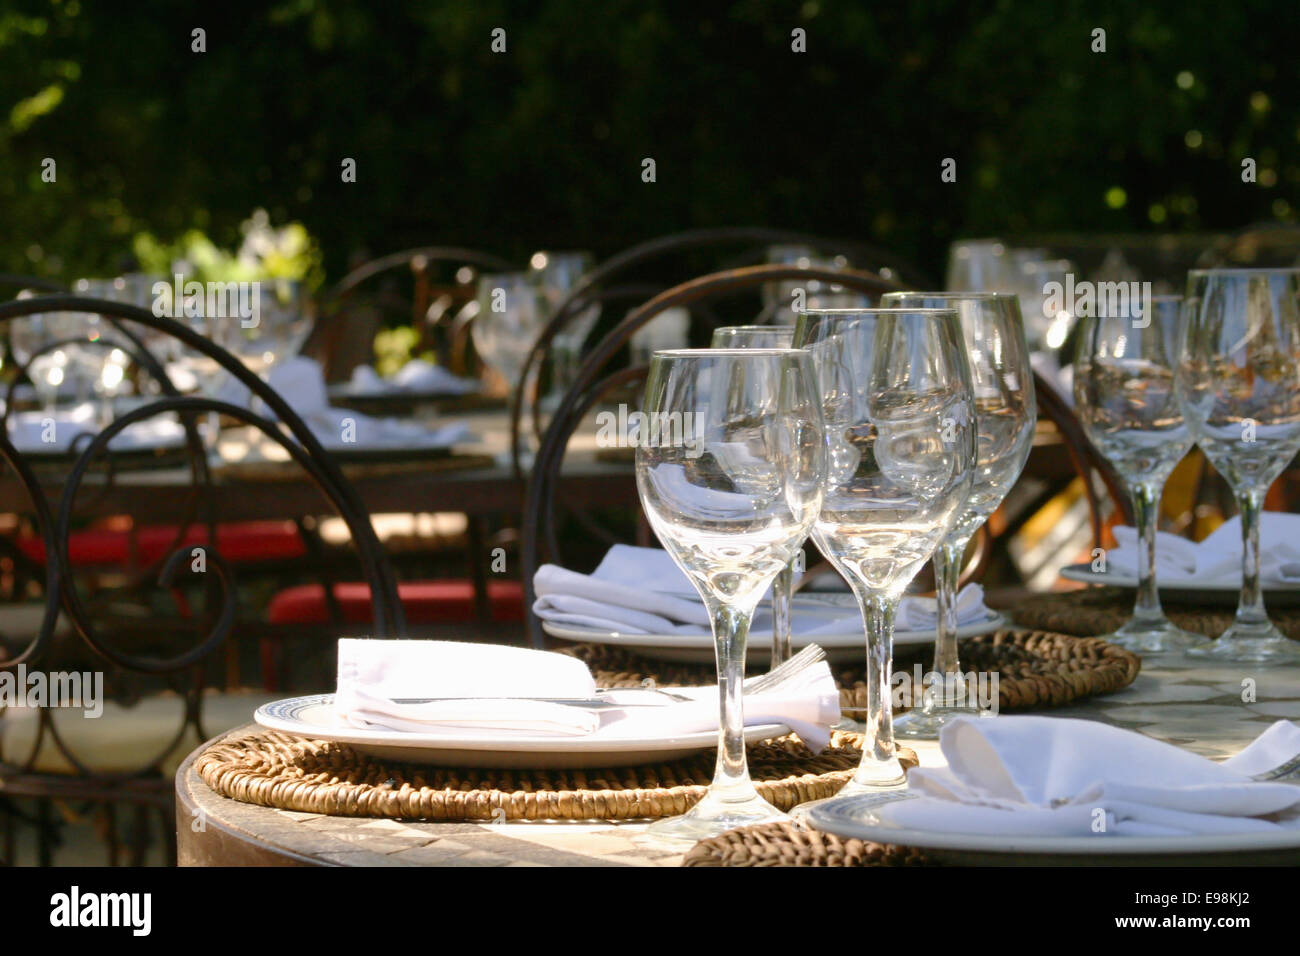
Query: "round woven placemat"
682 820 936 867
1011 588 1300 640
564 628 1141 715
195 729 918 822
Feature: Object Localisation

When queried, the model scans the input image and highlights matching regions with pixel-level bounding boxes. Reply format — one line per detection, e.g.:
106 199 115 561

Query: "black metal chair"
0 295 402 865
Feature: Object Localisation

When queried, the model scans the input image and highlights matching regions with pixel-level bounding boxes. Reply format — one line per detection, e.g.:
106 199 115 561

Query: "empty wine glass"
221 281 312 375
474 273 543 383
762 246 861 322
945 239 1008 292
882 293 1036 736
794 308 975 790
1016 258 1078 353
711 325 799 668
1177 268 1300 663
1074 294 1207 654
530 251 597 404
636 348 826 840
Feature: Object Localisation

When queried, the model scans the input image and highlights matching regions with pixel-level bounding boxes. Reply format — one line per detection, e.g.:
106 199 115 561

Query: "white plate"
807 791 1300 865
542 597 1008 664
254 693 788 769
1060 564 1300 606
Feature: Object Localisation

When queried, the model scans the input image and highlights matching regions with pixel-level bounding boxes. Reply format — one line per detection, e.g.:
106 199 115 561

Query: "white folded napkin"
335 639 601 737
532 544 993 636
874 716 1300 836
333 638 842 749
266 357 471 451
349 360 480 396
6 404 185 453
1105 514 1300 586
895 584 989 631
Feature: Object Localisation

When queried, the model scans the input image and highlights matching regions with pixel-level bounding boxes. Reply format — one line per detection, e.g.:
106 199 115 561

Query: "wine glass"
221 281 312 376
945 239 1008 292
1177 268 1300 663
881 293 1036 736
762 246 862 322
636 348 826 840
1016 258 1078 353
530 251 597 406
473 273 544 383
710 325 799 668
1073 295 1207 654
793 308 975 789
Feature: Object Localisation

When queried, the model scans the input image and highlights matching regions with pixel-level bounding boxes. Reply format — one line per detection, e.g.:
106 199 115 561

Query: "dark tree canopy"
2 0 1296 279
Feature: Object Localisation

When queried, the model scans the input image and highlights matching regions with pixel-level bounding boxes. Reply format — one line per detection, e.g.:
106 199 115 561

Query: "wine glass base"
1103 617 1210 656
642 788 789 843
893 703 981 740
788 768 909 822
1185 620 1300 664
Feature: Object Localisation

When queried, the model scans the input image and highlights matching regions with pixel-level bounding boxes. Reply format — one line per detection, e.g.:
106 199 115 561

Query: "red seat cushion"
16 521 307 566
267 579 525 625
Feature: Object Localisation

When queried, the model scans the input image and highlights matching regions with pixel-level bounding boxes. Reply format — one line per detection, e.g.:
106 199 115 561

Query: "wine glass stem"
929 537 968 707
1130 482 1166 624
710 602 757 800
861 592 898 766
1235 488 1267 628
770 559 795 669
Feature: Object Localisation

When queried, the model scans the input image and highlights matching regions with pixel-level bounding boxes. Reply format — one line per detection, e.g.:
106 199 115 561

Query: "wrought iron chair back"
0 294 403 863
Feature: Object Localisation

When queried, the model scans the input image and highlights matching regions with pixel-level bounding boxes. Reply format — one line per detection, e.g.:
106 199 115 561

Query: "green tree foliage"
1 0 1296 281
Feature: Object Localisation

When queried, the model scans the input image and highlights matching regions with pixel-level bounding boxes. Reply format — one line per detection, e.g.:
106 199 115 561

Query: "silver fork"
744 642 826 696
1249 751 1300 782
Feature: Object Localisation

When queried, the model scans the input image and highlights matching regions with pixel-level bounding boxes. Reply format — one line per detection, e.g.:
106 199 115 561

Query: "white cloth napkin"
335 639 601 737
266 358 470 451
1106 514 1300 586
895 585 990 631
6 404 185 453
332 638 842 749
873 716 1300 836
349 360 480 396
532 544 993 636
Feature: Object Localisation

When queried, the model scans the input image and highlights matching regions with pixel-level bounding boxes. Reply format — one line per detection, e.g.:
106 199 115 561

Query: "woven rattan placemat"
682 820 936 867
195 729 918 823
1011 588 1300 640
564 628 1141 715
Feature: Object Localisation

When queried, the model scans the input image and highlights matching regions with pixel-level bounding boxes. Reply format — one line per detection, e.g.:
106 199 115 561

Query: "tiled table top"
177 651 1300 867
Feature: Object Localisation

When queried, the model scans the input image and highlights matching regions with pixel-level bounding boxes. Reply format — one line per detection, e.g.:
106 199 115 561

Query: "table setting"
177 264 1300 869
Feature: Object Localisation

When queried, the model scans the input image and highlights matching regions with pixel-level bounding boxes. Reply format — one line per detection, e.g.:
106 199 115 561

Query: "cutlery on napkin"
870 716 1300 836
1103 514 1300 587
532 544 994 636
332 638 842 749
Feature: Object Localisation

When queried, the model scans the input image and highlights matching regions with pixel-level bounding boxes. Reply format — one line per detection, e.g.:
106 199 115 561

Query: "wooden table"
0 410 635 523
175 653 1300 866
